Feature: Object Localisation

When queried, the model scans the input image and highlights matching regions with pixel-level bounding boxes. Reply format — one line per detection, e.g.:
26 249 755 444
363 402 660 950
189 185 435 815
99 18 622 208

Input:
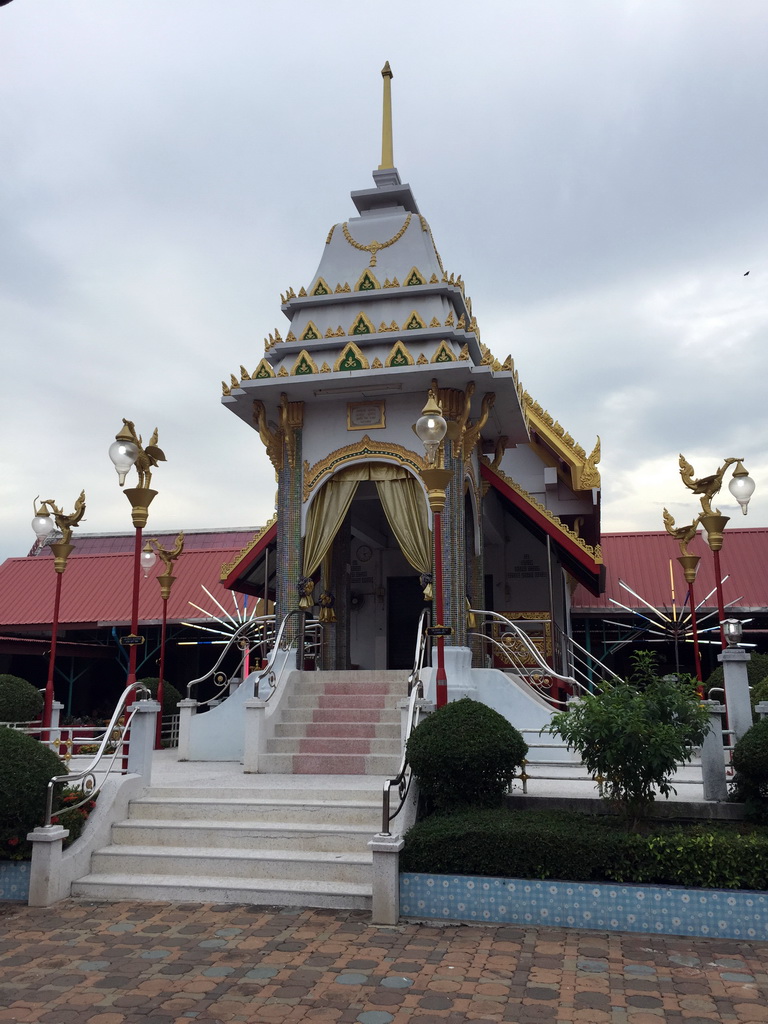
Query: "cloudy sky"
2 0 766 564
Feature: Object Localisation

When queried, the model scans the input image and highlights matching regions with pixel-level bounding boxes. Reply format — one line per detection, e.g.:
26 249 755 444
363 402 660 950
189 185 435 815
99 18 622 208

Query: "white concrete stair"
71 781 384 908
259 670 405 775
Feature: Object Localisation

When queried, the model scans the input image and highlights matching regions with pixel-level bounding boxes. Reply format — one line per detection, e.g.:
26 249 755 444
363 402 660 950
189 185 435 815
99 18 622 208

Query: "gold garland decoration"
342 214 412 266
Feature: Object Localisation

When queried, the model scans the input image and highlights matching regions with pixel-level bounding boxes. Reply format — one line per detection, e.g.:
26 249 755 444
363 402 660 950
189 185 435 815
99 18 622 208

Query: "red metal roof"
572 527 768 613
0 530 263 630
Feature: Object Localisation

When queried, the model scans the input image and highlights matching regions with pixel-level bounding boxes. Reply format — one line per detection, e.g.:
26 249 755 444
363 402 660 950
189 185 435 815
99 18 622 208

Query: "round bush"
0 728 66 858
406 698 528 813
732 718 768 803
706 652 768 696
0 674 44 723
137 677 182 718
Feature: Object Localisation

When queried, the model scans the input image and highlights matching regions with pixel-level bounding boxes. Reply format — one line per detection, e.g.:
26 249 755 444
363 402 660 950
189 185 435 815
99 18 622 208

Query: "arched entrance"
301 462 432 670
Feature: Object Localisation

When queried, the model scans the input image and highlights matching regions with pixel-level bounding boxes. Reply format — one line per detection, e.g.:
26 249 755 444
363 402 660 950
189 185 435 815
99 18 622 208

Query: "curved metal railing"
250 609 323 702
186 615 276 702
380 607 433 835
469 609 610 708
43 682 150 828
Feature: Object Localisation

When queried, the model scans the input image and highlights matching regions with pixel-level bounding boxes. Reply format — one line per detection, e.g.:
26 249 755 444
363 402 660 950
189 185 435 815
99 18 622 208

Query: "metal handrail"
407 607 432 695
43 682 150 827
186 615 276 698
473 634 574 708
380 607 433 835
254 609 322 702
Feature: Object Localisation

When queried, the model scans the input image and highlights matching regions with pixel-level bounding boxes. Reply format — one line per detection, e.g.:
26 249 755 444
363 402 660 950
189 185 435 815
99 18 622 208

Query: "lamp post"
108 420 166 691
31 491 86 734
415 391 451 708
678 455 755 649
662 510 703 688
148 532 184 748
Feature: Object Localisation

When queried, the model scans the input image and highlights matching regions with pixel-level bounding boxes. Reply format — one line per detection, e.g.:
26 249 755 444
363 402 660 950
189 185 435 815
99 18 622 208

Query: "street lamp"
147 532 184 748
31 491 86 733
678 455 755 649
661 510 703 686
108 420 166 690
414 390 451 708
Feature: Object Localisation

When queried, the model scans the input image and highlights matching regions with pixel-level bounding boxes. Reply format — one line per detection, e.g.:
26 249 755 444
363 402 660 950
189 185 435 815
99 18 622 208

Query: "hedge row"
401 809 768 891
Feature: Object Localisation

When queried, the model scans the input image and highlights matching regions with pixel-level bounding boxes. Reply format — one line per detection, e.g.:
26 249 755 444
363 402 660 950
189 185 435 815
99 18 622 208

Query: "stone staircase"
70 670 408 907
70 782 382 908
260 669 404 775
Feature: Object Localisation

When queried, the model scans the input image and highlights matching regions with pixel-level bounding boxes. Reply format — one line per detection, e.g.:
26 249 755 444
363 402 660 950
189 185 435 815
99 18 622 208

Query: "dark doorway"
387 575 425 669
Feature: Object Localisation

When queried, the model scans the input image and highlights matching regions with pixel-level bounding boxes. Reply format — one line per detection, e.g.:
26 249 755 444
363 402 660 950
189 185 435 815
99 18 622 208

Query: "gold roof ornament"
379 61 394 170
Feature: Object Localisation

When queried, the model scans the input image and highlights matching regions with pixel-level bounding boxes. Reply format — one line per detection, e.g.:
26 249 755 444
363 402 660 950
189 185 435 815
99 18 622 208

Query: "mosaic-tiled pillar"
440 441 466 647
467 474 486 666
275 402 304 632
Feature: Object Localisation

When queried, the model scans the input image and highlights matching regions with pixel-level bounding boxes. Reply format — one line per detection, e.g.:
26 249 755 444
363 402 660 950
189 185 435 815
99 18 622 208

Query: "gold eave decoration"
220 514 278 581
522 391 601 491
385 341 414 367
341 213 412 266
303 436 426 502
481 456 603 564
333 342 370 372
291 350 319 376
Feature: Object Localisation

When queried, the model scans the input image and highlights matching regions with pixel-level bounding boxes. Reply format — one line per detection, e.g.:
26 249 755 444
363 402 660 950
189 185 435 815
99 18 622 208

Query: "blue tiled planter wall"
400 873 768 940
0 861 30 902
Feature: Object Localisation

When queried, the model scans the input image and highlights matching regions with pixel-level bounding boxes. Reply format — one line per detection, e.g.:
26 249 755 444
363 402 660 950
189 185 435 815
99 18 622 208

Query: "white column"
127 700 160 781
700 701 728 802
243 698 267 773
719 648 753 743
368 833 404 925
177 698 198 760
27 825 69 907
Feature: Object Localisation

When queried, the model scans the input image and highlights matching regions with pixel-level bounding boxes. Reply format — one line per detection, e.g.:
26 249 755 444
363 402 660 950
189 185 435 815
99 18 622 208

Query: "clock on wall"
356 544 372 563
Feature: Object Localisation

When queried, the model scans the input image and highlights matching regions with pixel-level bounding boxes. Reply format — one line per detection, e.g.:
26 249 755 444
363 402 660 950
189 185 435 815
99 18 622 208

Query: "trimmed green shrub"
137 677 182 718
0 728 66 860
548 656 710 824
0 674 44 723
401 808 768 890
731 718 768 820
406 698 528 813
749 676 768 719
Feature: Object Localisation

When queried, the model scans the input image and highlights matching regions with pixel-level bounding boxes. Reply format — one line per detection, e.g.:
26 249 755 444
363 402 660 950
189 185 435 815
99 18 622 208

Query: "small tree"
548 654 710 826
731 718 768 820
137 677 182 719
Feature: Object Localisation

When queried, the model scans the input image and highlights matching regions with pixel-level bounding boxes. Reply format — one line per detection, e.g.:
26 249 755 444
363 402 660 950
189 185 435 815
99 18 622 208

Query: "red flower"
7 837 19 846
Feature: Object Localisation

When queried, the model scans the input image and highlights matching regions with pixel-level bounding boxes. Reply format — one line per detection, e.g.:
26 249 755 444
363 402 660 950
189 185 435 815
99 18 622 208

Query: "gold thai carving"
372 357 383 368
577 437 602 490
291 350 319 375
253 401 284 472
662 508 701 557
239 366 251 380
403 311 426 330
333 342 370 372
444 311 455 327
491 436 508 470
431 342 456 363
385 341 414 366
458 344 470 360
341 214 412 266
355 268 381 291
349 311 376 335
430 273 439 284
456 314 466 329
324 327 335 338
679 454 742 516
286 330 296 342
230 374 241 389
298 286 307 297
463 392 495 463
416 353 428 364
522 391 600 490
277 366 289 377
220 514 278 580
429 317 441 328
320 362 331 373
303 436 426 502
253 358 275 379
221 380 230 396
501 355 514 372
325 224 337 245
418 216 446 274
482 456 603 564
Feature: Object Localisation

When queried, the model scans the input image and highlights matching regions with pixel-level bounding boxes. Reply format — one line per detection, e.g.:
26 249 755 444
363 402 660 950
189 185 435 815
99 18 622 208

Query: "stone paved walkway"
1 900 767 1023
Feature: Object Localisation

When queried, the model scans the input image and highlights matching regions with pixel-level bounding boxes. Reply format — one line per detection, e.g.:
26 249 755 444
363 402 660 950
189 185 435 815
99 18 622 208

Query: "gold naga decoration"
253 394 304 471
662 509 700 557
37 491 87 547
116 420 166 490
678 454 741 516
149 531 185 601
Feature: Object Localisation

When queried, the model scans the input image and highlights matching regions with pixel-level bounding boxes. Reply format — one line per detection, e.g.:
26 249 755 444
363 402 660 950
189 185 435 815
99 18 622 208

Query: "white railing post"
177 698 198 760
755 701 768 721
719 647 753 744
243 698 267 772
700 701 728 802
369 833 405 925
27 825 69 907
127 700 160 782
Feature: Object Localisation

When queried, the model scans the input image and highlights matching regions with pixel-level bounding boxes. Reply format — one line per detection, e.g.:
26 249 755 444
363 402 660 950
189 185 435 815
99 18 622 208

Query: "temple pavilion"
217 65 603 698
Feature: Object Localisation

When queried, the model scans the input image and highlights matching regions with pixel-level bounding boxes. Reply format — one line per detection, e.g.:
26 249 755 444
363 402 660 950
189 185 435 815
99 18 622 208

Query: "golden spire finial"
379 61 394 170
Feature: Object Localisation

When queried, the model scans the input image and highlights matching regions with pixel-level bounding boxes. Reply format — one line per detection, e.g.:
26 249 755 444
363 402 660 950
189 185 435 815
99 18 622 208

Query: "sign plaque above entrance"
347 401 385 430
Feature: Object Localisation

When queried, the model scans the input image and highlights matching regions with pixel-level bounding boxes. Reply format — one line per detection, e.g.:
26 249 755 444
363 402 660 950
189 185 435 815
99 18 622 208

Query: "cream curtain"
302 476 359 582
302 463 433 604
375 474 432 580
